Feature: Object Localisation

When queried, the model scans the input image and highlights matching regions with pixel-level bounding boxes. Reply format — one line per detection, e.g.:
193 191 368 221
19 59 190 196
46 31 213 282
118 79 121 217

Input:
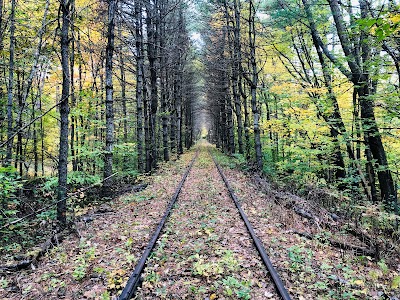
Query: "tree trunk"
5 0 16 167
16 71 23 176
146 2 159 169
77 30 84 171
57 0 71 227
233 0 244 154
240 77 250 160
70 0 77 171
160 2 169 161
104 0 117 186
118 24 127 145
249 0 263 170
303 0 396 205
135 0 144 173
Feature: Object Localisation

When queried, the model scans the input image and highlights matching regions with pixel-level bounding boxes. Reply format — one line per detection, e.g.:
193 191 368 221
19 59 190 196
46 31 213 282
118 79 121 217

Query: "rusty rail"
211 151 292 300
118 151 198 300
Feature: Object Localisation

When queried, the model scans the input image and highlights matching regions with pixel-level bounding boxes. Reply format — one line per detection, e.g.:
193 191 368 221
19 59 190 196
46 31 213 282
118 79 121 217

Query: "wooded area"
0 0 400 298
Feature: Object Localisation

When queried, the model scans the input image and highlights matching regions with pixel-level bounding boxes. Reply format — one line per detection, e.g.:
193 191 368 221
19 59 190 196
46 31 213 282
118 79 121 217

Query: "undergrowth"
0 167 139 260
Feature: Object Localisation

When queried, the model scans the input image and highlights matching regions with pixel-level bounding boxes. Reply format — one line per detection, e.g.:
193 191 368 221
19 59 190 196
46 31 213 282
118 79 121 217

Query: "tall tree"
135 0 145 173
233 0 244 154
104 0 117 186
57 0 71 227
146 0 158 169
304 0 396 206
248 0 263 170
5 0 16 167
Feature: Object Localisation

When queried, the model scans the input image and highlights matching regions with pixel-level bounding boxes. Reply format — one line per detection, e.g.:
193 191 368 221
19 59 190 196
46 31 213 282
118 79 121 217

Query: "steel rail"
211 152 292 300
118 151 199 300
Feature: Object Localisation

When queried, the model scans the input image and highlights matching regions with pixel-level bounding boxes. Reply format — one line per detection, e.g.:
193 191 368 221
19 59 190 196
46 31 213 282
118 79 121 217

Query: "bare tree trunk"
223 1 235 154
233 0 243 154
249 0 263 170
176 8 184 155
33 107 38 177
77 30 84 171
170 80 177 155
160 0 169 161
118 25 127 145
104 0 117 186
16 71 23 176
70 0 77 172
57 0 71 227
5 0 16 167
177 61 183 155
240 70 250 160
144 82 151 172
135 0 144 173
146 1 159 169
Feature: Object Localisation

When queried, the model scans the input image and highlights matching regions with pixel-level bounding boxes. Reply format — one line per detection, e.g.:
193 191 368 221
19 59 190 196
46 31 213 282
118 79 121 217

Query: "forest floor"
1 142 400 299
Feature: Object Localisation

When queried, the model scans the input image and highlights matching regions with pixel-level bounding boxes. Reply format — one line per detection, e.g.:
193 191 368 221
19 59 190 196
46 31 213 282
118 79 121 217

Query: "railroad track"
118 149 291 300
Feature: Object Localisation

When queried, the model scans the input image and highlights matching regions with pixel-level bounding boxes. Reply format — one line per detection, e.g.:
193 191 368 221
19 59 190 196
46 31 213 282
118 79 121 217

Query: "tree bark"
329 0 395 205
160 0 169 161
135 0 144 173
104 0 117 186
249 0 263 170
70 0 77 172
57 0 71 227
5 0 16 167
118 25 127 145
233 0 244 154
223 1 235 155
146 1 159 169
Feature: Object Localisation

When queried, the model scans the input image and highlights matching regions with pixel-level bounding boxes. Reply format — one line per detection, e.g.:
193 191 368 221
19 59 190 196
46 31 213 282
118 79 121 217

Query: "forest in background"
0 0 399 260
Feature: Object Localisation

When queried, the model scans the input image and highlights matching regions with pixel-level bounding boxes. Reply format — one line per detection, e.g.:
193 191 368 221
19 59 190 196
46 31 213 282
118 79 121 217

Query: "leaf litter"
136 146 277 299
0 151 196 299
216 150 400 300
2 142 399 299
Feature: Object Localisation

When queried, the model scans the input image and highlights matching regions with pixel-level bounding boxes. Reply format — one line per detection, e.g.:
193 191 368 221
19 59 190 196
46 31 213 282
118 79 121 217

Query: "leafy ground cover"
1 142 399 299
0 151 195 299
213 149 400 300
137 147 277 299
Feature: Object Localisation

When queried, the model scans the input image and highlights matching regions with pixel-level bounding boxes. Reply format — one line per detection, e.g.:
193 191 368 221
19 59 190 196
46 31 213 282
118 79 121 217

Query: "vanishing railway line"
118 148 292 300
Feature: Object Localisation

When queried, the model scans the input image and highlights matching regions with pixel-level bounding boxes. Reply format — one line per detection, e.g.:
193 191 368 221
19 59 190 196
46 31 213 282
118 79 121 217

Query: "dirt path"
136 147 277 299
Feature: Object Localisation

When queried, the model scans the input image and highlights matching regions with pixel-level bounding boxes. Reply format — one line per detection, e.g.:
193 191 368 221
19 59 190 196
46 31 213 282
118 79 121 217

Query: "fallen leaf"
264 291 274 298
391 276 400 289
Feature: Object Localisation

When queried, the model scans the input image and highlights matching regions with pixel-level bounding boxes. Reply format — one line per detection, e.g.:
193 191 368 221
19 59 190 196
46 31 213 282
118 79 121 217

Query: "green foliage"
72 241 97 281
0 277 9 288
357 13 400 41
0 167 22 225
72 256 87 281
221 276 251 299
213 150 248 170
36 209 57 221
354 204 400 234
68 171 101 186
190 250 240 278
42 171 101 193
287 244 313 272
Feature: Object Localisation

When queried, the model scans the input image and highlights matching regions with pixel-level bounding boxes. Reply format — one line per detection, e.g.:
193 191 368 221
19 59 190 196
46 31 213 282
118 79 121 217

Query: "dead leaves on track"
2 142 399 299
137 149 277 299
217 152 400 300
